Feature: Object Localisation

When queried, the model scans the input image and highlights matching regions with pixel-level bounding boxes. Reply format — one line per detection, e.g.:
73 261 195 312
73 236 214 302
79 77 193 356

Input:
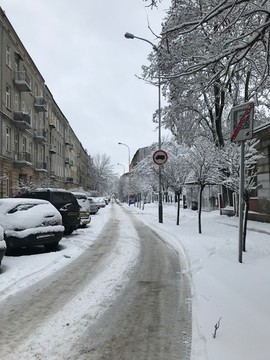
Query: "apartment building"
0 8 92 197
248 123 270 222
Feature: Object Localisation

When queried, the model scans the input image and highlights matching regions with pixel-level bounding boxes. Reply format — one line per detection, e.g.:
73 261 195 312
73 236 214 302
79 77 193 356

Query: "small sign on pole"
230 101 254 142
230 101 255 263
153 149 168 165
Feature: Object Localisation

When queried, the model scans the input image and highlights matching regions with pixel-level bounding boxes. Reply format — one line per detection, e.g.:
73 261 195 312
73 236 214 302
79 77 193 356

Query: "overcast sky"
1 0 171 175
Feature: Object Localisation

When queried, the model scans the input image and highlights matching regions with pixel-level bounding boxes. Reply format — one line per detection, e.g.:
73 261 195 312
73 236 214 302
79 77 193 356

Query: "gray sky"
1 0 171 175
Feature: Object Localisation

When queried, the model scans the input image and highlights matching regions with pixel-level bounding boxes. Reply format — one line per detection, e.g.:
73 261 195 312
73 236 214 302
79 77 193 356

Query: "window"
15 133 19 153
15 58 19 73
28 108 32 126
28 74 32 90
22 137 26 153
6 127 11 152
34 83 38 97
6 84 11 109
14 91 19 111
6 45 11 67
28 141 33 156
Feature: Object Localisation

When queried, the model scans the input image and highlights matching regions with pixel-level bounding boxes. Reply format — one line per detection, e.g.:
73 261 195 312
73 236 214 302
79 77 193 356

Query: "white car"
71 192 91 227
0 198 64 252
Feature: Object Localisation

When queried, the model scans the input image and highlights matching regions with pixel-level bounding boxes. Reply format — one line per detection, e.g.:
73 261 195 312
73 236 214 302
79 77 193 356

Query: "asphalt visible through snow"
0 203 192 359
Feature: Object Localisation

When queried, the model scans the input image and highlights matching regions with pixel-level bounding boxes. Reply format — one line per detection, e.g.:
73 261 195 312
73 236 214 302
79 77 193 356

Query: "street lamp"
118 142 131 205
117 163 125 175
124 32 163 223
118 142 131 172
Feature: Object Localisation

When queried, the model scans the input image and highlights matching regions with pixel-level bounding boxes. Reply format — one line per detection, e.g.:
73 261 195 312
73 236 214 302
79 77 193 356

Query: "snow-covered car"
16 188 81 235
87 197 99 215
0 198 64 251
92 197 106 209
0 225 6 266
72 192 91 227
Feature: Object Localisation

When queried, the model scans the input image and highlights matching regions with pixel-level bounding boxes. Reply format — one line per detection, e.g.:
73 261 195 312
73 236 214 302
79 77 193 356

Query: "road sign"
230 101 254 142
153 149 168 165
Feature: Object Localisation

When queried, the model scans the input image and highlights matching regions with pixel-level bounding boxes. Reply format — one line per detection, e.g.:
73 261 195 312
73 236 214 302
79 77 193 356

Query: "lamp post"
117 163 126 175
118 142 130 171
118 142 131 204
124 32 163 223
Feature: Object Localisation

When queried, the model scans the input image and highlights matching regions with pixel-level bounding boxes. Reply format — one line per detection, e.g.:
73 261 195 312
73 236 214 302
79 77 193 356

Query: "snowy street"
1 201 270 360
0 202 191 360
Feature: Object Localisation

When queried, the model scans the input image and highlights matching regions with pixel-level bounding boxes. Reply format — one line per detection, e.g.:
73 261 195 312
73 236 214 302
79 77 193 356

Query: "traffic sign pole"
153 149 168 223
238 141 245 263
230 101 255 263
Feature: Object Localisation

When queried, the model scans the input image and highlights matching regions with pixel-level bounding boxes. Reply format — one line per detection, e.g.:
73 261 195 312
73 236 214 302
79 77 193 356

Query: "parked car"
92 197 107 209
72 192 91 227
16 189 80 235
0 198 64 251
0 225 6 266
87 197 99 215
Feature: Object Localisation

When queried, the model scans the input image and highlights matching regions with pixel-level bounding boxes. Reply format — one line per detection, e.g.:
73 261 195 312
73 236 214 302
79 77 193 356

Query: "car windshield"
8 203 40 214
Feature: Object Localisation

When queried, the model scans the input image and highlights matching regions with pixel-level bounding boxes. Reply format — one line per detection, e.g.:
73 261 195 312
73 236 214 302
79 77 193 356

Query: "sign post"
230 101 254 263
152 150 168 223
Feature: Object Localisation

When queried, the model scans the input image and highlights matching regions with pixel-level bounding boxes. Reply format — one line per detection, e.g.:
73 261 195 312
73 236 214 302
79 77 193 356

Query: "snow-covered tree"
162 141 190 224
131 154 157 207
91 153 114 195
142 0 270 148
219 139 264 250
185 136 220 233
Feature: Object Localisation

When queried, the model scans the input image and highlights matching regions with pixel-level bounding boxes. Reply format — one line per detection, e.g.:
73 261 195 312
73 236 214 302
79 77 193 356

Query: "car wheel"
64 227 73 235
44 242 59 251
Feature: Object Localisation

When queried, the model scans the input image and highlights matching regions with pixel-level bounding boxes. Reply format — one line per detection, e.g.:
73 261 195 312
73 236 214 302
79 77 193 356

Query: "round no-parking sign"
153 149 168 165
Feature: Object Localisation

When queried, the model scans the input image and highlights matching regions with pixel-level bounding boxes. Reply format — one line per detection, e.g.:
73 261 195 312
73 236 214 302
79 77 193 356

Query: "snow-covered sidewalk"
126 202 270 360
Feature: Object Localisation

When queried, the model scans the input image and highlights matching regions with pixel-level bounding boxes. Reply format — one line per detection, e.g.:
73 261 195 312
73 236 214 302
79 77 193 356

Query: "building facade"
249 123 270 222
0 8 92 197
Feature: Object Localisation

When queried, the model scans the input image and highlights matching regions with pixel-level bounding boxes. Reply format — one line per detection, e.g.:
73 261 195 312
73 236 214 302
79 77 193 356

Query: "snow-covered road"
0 202 191 360
2 200 270 360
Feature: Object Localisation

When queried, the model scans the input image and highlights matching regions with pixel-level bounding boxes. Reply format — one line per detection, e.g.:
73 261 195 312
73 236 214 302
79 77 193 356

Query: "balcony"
65 158 74 166
34 96 48 112
14 71 31 92
34 129 47 142
49 118 56 128
49 144 57 153
35 162 47 172
13 111 31 129
65 177 73 183
14 152 32 166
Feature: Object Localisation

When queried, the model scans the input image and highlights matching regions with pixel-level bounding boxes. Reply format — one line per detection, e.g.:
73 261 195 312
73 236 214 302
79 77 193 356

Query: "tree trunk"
198 185 204 234
176 192 180 225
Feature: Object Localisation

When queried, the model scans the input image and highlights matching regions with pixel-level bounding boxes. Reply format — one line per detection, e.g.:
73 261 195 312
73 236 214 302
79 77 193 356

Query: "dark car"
0 198 64 251
0 225 6 266
16 189 80 235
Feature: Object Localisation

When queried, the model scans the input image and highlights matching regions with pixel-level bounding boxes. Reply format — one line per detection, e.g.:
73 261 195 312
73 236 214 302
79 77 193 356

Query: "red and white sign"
153 149 168 165
230 101 254 142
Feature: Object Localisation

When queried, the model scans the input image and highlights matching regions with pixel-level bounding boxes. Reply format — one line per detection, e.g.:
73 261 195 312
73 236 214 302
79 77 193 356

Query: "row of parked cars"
0 188 110 266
